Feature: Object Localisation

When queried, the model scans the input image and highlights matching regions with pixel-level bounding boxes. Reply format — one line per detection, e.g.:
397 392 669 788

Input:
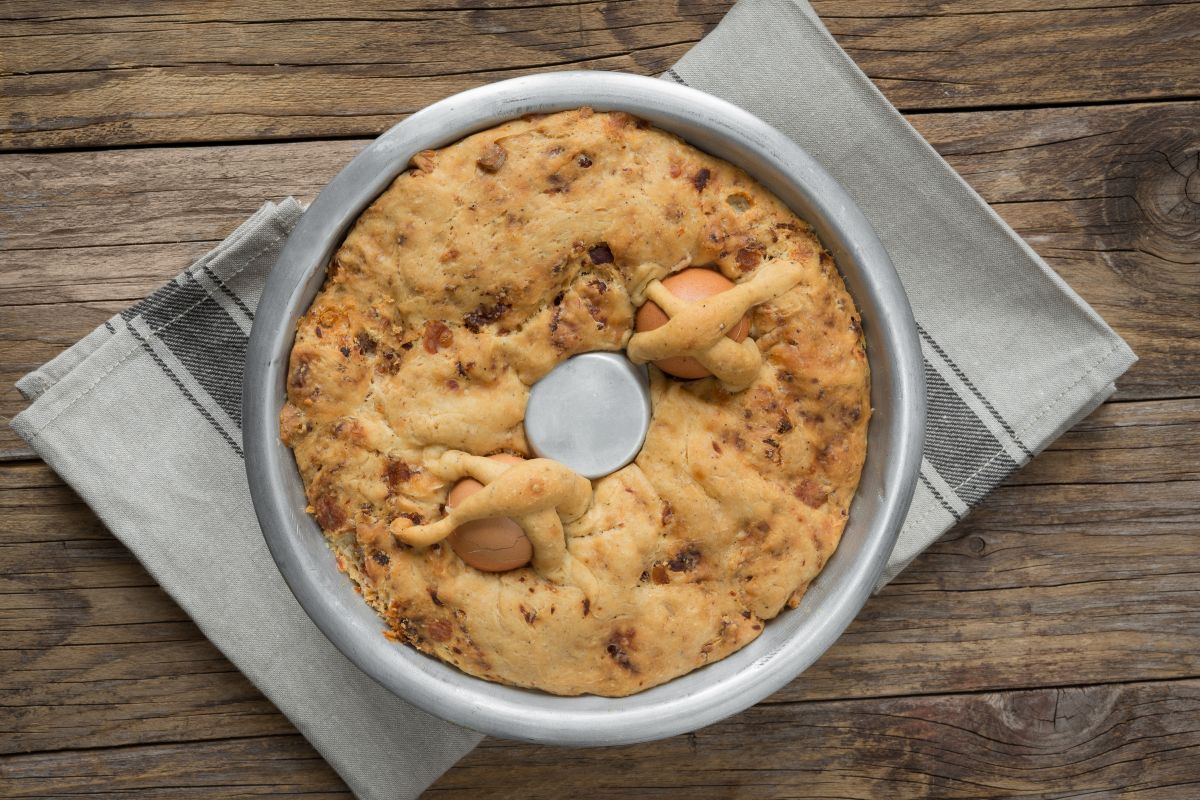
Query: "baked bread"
281 107 870 696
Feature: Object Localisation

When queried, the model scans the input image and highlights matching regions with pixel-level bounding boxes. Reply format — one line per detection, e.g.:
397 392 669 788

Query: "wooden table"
2 2 1198 797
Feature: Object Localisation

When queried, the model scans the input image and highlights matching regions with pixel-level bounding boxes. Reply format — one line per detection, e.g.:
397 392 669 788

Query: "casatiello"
280 108 870 697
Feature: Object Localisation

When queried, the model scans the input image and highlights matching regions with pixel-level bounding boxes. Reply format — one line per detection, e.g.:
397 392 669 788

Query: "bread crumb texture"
281 108 870 696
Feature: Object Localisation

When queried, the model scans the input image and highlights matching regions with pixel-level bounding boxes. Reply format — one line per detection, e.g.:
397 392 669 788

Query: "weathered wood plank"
0 461 108 541
5 101 1192 264
0 241 221 306
0 735 350 798
2 1 1198 149
429 680 1200 799
789 477 1200 704
819 1 1200 109
0 138 357 255
2 398 1196 756
4 100 1195 457
0 0 728 150
1009 398 1200 485
4 679 1198 799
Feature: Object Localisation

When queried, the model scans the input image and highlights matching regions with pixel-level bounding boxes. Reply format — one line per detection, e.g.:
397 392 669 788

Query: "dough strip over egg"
627 259 808 391
391 452 598 592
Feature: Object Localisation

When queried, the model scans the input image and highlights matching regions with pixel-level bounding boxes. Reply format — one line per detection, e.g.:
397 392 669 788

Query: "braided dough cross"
627 259 808 392
390 451 598 593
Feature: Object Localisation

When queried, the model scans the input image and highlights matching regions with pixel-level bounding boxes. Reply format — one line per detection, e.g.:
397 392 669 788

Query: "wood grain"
4 679 1198 798
0 735 350 799
3 399 1197 757
4 100 1196 457
429 680 1200 799
0 0 730 150
3 1 1199 149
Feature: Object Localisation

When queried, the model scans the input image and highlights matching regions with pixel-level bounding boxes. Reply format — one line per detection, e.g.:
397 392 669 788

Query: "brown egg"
446 453 532 572
634 268 751 379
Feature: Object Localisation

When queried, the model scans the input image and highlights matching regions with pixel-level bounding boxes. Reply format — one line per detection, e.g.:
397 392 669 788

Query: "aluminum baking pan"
244 71 925 746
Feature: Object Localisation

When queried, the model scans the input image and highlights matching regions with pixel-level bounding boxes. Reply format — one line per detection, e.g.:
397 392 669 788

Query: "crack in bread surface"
281 108 870 696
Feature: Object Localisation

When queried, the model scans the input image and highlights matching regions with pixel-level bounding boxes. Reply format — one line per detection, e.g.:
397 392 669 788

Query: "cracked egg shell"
634 268 751 379
447 453 533 572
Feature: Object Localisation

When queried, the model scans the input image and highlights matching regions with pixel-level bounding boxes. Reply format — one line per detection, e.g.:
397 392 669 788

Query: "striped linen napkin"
10 0 1135 796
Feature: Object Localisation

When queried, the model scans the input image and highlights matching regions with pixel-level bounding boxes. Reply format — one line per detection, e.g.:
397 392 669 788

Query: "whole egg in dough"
634 268 751 379
446 453 533 572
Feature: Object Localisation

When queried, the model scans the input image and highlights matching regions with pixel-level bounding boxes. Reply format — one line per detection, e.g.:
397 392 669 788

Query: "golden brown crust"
282 108 870 696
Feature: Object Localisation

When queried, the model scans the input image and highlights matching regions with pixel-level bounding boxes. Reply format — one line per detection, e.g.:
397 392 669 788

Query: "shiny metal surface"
525 352 651 480
243 71 925 746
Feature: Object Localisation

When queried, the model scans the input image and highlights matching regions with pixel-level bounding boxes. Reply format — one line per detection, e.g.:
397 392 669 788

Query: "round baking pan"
243 71 925 746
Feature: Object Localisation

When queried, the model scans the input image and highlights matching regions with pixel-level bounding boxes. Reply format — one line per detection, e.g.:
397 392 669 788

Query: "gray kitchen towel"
9 0 1135 797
